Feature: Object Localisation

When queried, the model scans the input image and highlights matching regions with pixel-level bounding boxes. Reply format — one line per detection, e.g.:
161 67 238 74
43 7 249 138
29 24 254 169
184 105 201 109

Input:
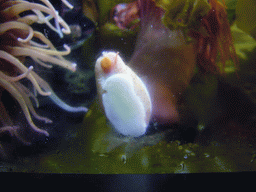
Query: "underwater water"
1 0 256 174
2 65 256 173
2 87 256 174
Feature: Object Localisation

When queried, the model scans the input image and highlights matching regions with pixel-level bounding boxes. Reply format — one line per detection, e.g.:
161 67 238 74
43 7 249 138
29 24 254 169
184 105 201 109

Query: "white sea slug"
95 52 152 137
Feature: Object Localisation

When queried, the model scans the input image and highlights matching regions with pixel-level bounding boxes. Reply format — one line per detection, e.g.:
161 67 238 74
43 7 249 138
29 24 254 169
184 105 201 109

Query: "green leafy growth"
155 0 211 31
236 0 256 37
101 23 138 37
232 24 256 60
225 0 237 24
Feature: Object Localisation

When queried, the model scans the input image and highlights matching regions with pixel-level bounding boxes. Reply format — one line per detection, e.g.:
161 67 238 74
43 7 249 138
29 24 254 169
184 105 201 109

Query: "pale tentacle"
0 0 82 147
13 82 53 123
0 66 33 82
8 46 77 72
29 31 51 48
49 91 88 113
23 44 71 56
0 50 51 96
2 0 71 38
61 0 74 9
17 15 39 25
17 83 40 108
0 102 13 127
0 21 34 43
31 71 88 113
0 126 31 145
0 78 49 137
31 31 70 63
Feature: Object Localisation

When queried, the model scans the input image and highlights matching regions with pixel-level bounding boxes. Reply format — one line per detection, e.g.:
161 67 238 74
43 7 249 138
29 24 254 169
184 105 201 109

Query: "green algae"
236 0 256 37
155 0 210 31
16 133 256 173
10 97 255 174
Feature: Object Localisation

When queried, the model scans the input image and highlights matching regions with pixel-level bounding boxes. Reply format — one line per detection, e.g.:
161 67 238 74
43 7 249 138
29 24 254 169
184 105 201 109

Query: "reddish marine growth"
189 0 238 74
112 0 238 75
111 1 140 30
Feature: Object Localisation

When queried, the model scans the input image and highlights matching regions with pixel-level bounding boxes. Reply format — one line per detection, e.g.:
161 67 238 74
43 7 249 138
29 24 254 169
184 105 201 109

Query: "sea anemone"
110 0 237 124
128 0 196 124
0 0 86 158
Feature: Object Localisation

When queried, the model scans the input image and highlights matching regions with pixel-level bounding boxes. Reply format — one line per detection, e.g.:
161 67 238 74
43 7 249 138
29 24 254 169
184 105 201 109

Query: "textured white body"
102 74 147 136
95 52 152 137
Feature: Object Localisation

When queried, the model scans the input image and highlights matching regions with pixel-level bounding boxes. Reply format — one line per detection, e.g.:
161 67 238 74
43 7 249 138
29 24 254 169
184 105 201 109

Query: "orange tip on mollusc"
101 56 113 74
